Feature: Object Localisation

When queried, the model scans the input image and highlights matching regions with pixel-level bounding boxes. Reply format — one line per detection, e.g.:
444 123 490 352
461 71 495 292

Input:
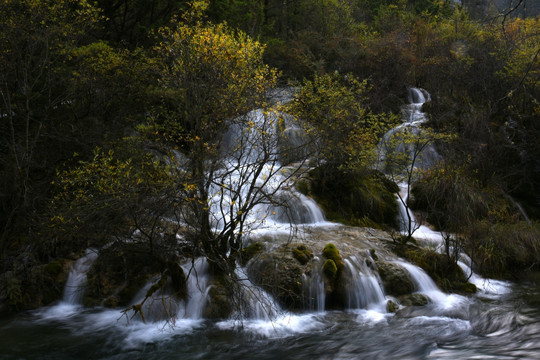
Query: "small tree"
144 3 307 280
377 124 455 243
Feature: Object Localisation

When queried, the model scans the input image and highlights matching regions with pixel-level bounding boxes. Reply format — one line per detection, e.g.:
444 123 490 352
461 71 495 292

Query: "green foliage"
288 72 398 170
466 221 540 278
308 167 398 227
50 144 175 253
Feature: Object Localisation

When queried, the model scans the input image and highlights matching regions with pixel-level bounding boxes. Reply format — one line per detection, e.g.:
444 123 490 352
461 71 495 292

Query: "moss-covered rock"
307 166 399 228
84 243 167 307
400 293 429 306
322 243 344 272
292 245 313 265
376 261 414 296
387 299 398 313
321 243 349 308
246 245 310 310
203 275 234 319
240 242 264 266
323 259 338 279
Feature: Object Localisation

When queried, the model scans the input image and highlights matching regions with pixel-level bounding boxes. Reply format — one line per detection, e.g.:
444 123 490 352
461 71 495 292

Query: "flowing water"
1 275 539 359
2 90 539 359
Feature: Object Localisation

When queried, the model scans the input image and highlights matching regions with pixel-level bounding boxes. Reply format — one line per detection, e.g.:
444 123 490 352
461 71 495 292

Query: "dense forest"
1 0 539 314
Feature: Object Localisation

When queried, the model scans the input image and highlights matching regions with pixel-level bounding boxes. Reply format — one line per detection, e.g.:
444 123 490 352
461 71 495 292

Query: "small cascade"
344 254 387 311
377 87 440 175
270 192 326 225
457 257 511 299
130 257 211 322
396 261 464 309
62 248 98 305
210 107 326 232
235 267 281 320
182 257 211 319
303 257 326 312
396 182 418 233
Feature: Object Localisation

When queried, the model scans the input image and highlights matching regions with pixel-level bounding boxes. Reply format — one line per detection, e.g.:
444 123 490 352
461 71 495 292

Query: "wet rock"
376 261 415 296
203 275 233 319
240 242 264 266
387 299 398 313
400 293 429 306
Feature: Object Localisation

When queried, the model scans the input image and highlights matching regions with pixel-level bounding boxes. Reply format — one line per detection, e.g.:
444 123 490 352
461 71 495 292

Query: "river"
1 271 539 359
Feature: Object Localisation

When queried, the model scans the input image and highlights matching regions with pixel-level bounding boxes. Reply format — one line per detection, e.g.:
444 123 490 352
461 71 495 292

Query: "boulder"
376 261 414 297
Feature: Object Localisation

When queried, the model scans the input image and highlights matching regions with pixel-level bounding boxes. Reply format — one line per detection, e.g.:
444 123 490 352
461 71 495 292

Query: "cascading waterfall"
212 109 326 233
62 248 98 305
235 266 282 320
181 257 211 319
344 254 387 311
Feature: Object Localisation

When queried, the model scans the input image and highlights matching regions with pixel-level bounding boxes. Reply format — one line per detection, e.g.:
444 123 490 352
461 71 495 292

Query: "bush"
308 166 398 228
466 221 540 278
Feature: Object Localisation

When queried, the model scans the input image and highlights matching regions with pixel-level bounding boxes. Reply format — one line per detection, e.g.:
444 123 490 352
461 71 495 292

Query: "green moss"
322 243 344 272
386 299 397 313
323 259 338 279
240 242 264 266
292 245 313 265
295 178 310 195
457 282 477 293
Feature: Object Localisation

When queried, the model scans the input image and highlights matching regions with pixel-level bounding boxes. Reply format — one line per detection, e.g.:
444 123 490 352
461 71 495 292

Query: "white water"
396 261 467 310
62 248 98 305
211 109 328 236
345 254 387 311
303 257 326 312
129 257 211 322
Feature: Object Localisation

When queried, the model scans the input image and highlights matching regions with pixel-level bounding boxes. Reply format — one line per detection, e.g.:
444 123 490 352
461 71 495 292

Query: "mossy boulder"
203 275 234 319
321 243 348 308
322 243 344 272
240 242 264 266
84 243 168 307
292 245 313 265
376 261 414 296
307 166 399 228
323 259 338 279
400 293 429 306
246 245 309 310
387 299 398 313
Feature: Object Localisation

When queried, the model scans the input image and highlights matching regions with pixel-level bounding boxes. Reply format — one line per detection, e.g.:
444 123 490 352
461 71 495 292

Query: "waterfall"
396 261 465 309
62 248 98 305
344 255 387 311
211 108 326 233
130 257 211 322
303 257 326 312
377 87 440 175
236 267 282 320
